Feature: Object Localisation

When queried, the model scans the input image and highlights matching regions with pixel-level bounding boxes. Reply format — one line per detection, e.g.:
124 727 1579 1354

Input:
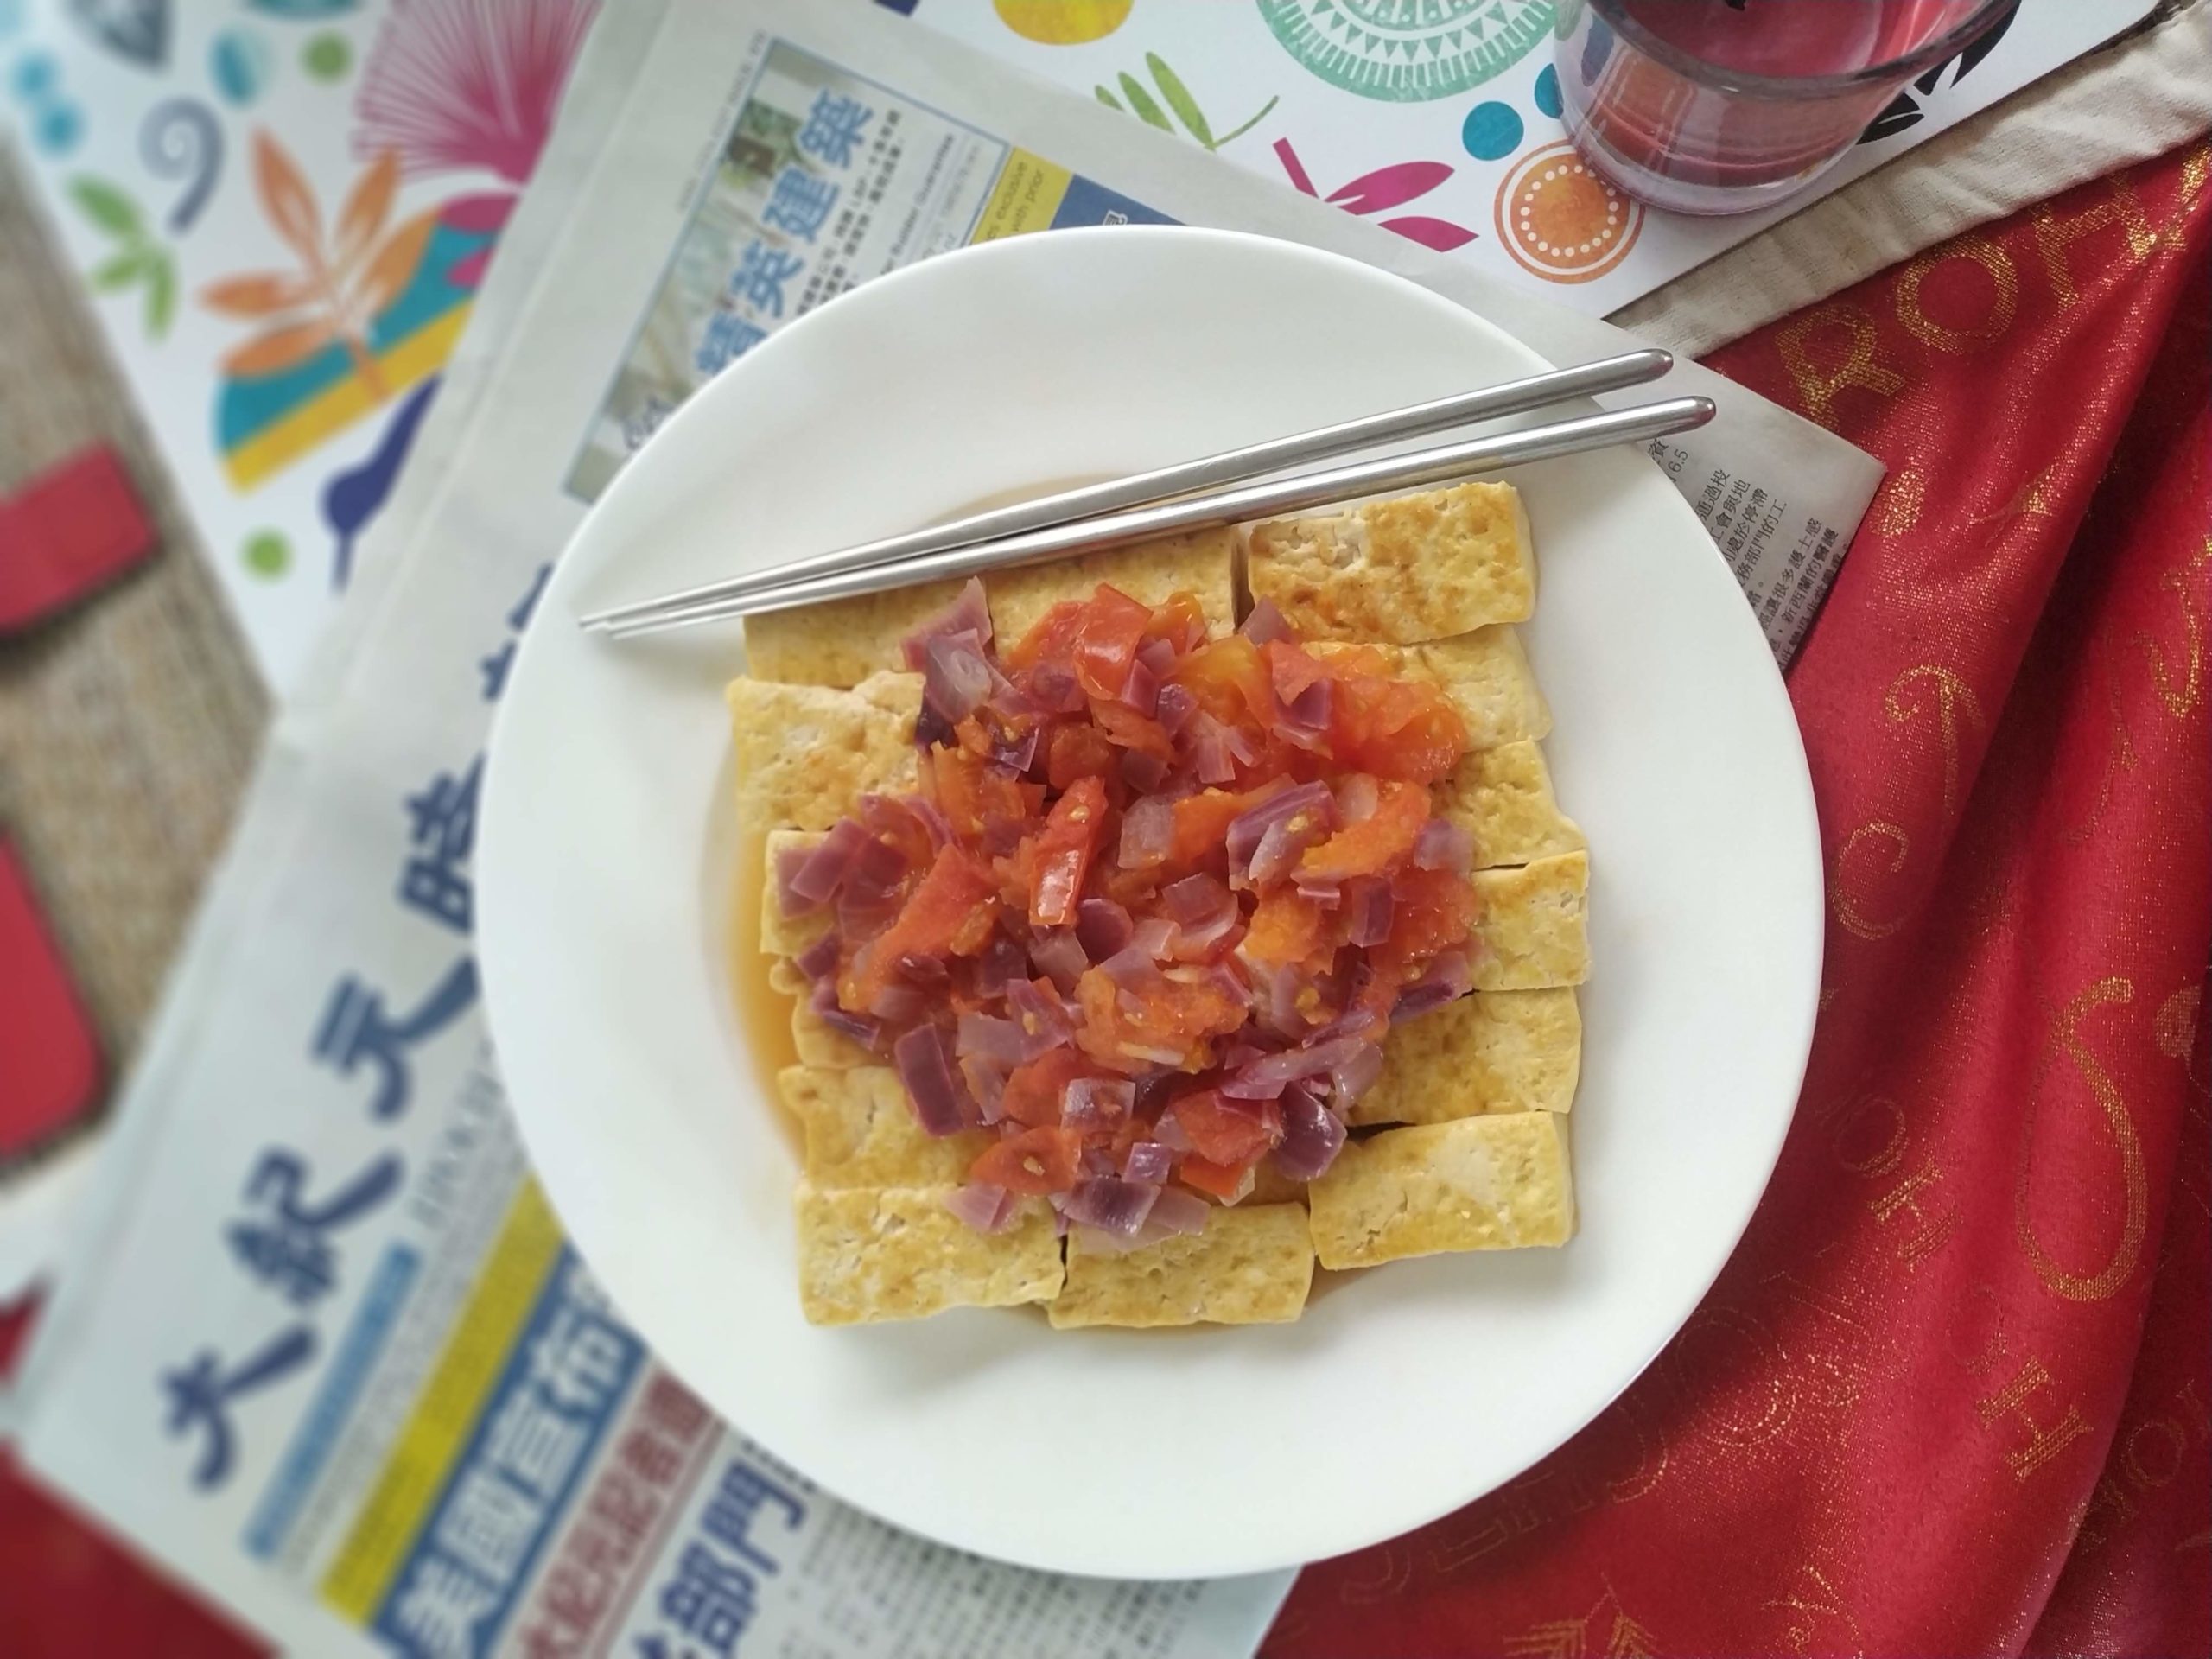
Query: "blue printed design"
227 1147 404 1308
372 1252 645 1659
398 757 481 935
1048 175 1178 231
313 956 480 1119
161 1325 318 1490
67 0 168 67
634 1454 810 1657
1462 99 1524 161
324 378 438 590
1533 61 1562 119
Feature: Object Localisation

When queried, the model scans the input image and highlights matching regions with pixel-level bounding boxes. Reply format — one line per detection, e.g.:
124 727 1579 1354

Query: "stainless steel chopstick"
578 347 1674 633
599 395 1715 638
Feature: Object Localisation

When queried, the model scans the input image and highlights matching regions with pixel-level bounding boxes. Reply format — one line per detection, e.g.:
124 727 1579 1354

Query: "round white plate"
480 226 1821 1582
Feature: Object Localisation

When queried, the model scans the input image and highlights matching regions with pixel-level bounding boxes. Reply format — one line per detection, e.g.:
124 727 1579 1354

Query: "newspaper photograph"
10 3 1881 1656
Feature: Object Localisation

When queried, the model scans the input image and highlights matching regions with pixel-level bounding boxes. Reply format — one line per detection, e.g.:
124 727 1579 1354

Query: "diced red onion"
1028 928 1089 992
1245 960 1306 1038
942 1180 1016 1234
870 982 929 1025
1120 655 1160 717
1062 1176 1159 1238
1079 1144 1119 1180
1344 876 1395 947
1330 1039 1384 1105
896 952 950 987
1227 781 1335 889
1151 1109 1195 1152
1117 796 1174 868
914 702 955 750
1155 682 1198 735
1121 747 1172 794
785 817 867 910
1122 1141 1175 1183
959 1052 1008 1124
792 931 841 983
810 977 882 1049
1020 663 1085 713
899 577 993 670
1240 598 1294 645
1294 874 1341 906
1337 773 1381 824
893 1024 969 1136
775 846 819 917
1147 1185 1211 1236
976 931 1027 995
1414 817 1474 875
1225 1033 1375 1096
1075 897 1134 962
923 632 994 723
1064 1077 1135 1134
1392 947 1475 1023
1099 941 1163 991
1005 977 1075 1052
1162 873 1230 926
1276 677 1332 750
956 1011 1033 1067
1128 917 1172 961
836 836 909 933
1271 1084 1347 1180
1184 714 1240 785
1135 635 1176 677
988 721 1040 777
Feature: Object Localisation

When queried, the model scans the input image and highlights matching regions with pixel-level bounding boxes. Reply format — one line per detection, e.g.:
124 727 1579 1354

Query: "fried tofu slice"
1346 990 1580 1127
1307 1115 1573 1268
987 529 1237 648
1471 852 1590 991
1246 481 1535 644
1048 1205 1313 1329
1433 741 1585 869
1311 626 1551 748
1243 1162 1310 1208
791 997 872 1068
781 1066 988 1189
794 1183 1063 1325
727 671 920 834
760 830 832 959
742 578 971 688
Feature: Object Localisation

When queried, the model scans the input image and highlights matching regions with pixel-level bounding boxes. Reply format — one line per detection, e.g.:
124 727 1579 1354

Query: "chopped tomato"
1029 777 1106 927
970 1125 1084 1195
1072 963 1245 1070
1169 1089 1281 1166
1167 634 1272 728
1046 721 1116 791
1179 1155 1258 1205
1090 698 1177 761
1168 785 1274 868
1332 677 1467 783
1262 639 1329 703
1313 641 1390 677
1007 601 1087 671
1242 888 1330 966
1299 779 1430 881
1071 585 1154 700
1385 866 1478 963
1001 1048 1103 1128
1144 589 1209 655
926 747 1043 839
849 844 998 1004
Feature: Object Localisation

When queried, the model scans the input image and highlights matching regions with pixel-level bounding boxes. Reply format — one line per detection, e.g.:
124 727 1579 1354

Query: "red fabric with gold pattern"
1265 140 2212 1659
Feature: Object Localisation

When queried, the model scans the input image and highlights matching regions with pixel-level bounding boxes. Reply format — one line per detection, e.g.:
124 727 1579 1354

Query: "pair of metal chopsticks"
582 347 1714 640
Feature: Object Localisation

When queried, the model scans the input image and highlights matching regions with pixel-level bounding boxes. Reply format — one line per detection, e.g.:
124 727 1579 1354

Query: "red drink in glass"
1556 0 2016 215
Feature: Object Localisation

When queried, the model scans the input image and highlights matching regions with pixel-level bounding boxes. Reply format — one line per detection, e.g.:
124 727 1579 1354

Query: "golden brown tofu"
1048 1205 1314 1328
742 579 971 688
986 529 1236 647
781 1065 990 1189
1433 741 1585 869
727 671 919 834
1307 1115 1573 1268
794 1183 1064 1325
1347 989 1581 1127
1471 852 1590 990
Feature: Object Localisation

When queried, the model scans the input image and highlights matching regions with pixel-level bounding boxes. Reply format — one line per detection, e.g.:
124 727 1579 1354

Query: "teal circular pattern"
210 29 273 107
1461 99 1522 160
1259 0 1555 102
1533 61 1562 118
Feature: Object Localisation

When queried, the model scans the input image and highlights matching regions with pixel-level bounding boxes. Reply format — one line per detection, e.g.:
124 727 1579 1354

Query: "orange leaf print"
349 208 437 320
200 270 316 317
253 131 324 267
335 150 400 270
224 318 340 378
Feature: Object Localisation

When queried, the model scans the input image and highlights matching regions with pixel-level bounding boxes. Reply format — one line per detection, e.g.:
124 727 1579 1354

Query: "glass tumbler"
1554 0 2018 216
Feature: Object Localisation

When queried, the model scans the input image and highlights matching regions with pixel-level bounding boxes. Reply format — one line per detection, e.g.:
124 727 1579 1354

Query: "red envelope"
0 446 157 632
0 837 102 1159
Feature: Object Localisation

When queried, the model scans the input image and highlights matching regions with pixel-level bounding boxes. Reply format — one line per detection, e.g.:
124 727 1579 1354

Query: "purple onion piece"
1005 976 1075 1052
1135 635 1176 676
988 721 1041 777
900 576 993 671
1122 1141 1175 1183
1185 714 1239 785
1155 682 1198 735
960 1052 1008 1125
792 931 841 983
1162 872 1232 926
1079 1143 1119 1180
957 1011 1033 1068
893 1024 969 1136
1329 1039 1384 1105
1120 655 1160 717
810 977 883 1050
1226 780 1335 889
1239 598 1294 646
1021 662 1085 713
1147 1185 1211 1236
1391 947 1475 1024
1117 796 1174 869
870 982 929 1025
942 1181 1016 1234
1151 1109 1195 1152
1098 941 1163 992
1227 1033 1376 1096
1062 1176 1160 1239
788 817 868 910
1063 1077 1135 1132
976 931 1027 995
1344 876 1395 948
1028 928 1089 993
1276 677 1332 750
1075 897 1135 962
1120 747 1172 794
1293 874 1342 907
1413 817 1474 875
1271 1084 1347 1180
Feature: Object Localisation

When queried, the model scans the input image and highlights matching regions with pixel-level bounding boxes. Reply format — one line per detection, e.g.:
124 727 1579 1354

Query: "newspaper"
11 3 1880 1656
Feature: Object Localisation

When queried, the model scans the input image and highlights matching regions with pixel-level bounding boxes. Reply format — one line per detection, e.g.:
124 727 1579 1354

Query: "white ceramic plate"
480 227 1821 1582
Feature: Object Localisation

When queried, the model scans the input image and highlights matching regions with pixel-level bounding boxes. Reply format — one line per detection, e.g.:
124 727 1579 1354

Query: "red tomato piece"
1090 698 1177 761
1029 777 1106 927
1001 1048 1103 1128
971 1125 1084 1195
1385 866 1478 963
1242 888 1330 966
1071 585 1154 700
1007 600 1087 671
1169 1089 1281 1166
1332 677 1467 783
1179 1155 1258 1205
1167 634 1273 728
1045 722 1116 791
1299 779 1430 881
1144 590 1210 656
926 748 1042 840
849 844 998 1004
